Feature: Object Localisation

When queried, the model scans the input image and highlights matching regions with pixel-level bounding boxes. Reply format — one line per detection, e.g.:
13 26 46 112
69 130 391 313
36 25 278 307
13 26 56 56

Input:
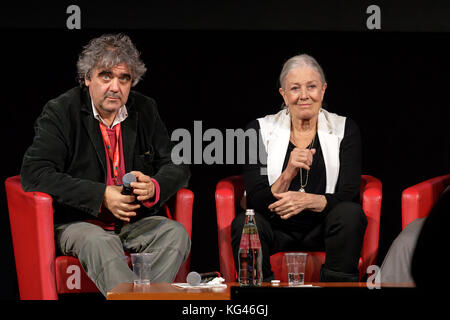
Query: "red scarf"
99 122 121 185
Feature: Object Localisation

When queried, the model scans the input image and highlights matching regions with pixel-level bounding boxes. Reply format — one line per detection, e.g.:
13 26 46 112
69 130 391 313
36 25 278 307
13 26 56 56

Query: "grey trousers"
55 216 191 296
379 217 425 283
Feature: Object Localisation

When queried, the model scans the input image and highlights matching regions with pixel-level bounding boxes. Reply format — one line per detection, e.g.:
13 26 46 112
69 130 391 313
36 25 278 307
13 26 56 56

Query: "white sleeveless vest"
257 108 346 194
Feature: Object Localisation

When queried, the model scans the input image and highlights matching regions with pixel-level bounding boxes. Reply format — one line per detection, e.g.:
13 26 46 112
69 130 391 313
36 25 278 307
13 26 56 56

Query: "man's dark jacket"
21 86 190 225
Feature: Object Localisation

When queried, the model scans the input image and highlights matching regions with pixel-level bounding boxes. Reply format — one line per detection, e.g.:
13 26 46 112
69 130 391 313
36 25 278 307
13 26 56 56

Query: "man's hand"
129 171 155 202
103 185 140 222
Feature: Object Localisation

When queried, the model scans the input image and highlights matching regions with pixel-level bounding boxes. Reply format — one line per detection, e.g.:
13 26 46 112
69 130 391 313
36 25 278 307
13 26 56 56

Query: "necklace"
291 132 316 193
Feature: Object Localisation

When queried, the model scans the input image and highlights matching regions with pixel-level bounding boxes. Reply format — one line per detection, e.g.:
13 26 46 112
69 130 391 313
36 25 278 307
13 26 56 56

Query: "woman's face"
279 66 327 121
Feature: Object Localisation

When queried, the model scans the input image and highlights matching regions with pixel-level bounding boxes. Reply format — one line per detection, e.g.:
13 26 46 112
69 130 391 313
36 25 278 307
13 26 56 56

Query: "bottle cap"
245 209 255 215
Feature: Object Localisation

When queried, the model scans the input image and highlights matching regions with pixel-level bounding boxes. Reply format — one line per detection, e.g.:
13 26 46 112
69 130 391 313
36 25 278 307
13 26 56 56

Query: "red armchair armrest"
401 174 450 230
5 175 58 300
167 188 194 283
359 175 383 275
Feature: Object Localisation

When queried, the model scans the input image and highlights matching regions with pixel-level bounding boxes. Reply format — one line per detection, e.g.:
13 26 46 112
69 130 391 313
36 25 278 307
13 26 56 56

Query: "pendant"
299 188 305 193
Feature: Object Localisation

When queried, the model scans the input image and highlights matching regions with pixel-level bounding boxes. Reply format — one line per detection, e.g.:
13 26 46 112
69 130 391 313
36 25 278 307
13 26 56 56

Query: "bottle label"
250 233 262 249
239 233 250 249
239 233 262 249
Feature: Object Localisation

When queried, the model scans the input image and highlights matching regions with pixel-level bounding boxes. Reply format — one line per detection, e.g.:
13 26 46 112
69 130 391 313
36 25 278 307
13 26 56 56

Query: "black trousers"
231 201 367 282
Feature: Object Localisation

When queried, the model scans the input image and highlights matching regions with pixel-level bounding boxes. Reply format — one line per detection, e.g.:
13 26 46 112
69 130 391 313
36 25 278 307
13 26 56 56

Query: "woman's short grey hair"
279 54 326 89
77 33 147 87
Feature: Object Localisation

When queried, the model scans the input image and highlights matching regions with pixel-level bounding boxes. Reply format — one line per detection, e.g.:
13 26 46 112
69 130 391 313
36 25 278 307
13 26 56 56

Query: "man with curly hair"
21 34 191 296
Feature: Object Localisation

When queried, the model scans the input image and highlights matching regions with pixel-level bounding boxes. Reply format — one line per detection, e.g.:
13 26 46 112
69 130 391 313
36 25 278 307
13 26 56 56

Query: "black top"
243 117 361 232
20 86 190 225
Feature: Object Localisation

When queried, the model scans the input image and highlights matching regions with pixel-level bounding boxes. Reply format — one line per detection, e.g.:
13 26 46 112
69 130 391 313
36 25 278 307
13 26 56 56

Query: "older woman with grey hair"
21 33 191 296
231 54 367 282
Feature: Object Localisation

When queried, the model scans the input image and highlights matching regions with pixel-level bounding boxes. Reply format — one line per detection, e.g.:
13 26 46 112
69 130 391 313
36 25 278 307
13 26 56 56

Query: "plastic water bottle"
238 209 263 286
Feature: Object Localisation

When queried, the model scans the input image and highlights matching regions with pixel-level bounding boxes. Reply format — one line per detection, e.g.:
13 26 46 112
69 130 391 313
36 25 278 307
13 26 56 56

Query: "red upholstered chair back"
215 175 382 282
5 175 194 300
401 174 450 230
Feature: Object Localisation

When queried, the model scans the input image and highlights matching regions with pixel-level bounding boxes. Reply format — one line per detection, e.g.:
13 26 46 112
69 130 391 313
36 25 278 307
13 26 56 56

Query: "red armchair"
401 174 450 230
215 175 382 282
5 175 194 300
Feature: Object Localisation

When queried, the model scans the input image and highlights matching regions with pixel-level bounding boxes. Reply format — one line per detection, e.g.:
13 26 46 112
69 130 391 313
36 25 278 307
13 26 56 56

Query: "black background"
1 1 450 301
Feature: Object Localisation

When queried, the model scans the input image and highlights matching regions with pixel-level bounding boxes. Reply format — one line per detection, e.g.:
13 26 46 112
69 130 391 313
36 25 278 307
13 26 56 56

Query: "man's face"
85 63 132 116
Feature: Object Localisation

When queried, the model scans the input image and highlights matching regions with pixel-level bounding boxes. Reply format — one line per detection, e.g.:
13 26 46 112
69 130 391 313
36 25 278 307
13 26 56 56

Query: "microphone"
114 173 137 234
186 271 222 286
121 172 136 195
